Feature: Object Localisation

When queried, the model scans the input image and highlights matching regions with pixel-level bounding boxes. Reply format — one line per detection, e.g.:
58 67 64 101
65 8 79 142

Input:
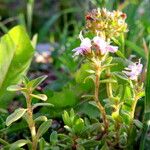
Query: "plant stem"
131 99 138 119
131 96 139 119
94 66 109 132
26 93 37 150
106 68 113 98
0 138 9 145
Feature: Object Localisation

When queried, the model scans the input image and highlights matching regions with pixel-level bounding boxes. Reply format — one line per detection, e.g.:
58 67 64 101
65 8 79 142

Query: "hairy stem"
94 67 109 132
26 93 37 150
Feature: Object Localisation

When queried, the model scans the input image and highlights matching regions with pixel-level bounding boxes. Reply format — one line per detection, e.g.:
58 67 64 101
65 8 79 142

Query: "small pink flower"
93 36 118 55
123 59 143 80
72 32 91 56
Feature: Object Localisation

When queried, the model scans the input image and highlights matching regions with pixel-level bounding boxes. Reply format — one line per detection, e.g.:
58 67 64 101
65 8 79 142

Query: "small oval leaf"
6 108 27 126
34 116 48 122
10 139 30 150
7 85 23 92
30 94 47 101
37 120 52 138
32 103 54 110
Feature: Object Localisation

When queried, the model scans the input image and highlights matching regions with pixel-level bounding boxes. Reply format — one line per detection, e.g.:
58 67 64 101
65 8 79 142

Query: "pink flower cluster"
123 59 143 80
72 32 118 57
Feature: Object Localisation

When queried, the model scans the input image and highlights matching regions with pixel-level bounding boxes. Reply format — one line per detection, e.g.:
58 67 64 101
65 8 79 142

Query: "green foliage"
6 108 27 126
4 75 52 150
0 1 149 149
62 109 85 135
37 120 52 139
140 47 150 150
0 26 34 107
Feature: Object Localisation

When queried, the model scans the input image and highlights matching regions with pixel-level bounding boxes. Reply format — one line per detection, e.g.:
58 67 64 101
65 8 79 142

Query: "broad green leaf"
30 94 47 101
37 120 52 138
47 88 77 108
32 103 54 110
0 26 34 107
6 108 27 126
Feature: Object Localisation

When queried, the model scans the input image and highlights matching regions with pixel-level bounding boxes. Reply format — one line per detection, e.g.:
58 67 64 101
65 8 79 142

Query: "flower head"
72 32 91 57
123 59 143 80
85 8 128 39
93 36 118 55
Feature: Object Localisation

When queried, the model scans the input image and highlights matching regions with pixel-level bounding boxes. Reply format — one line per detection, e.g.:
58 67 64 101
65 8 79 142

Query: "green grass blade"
140 48 150 149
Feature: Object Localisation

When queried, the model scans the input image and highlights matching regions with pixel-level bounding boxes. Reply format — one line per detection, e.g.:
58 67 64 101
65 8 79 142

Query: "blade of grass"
125 40 146 59
38 8 80 41
27 0 34 36
140 46 150 150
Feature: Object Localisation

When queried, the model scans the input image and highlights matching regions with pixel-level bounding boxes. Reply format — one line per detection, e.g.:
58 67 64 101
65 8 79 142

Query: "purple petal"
107 45 118 53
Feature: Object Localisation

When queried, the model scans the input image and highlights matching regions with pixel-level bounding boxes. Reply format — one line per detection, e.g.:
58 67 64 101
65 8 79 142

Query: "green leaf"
113 72 129 81
50 131 58 145
30 94 47 101
37 120 52 138
102 63 118 69
140 49 150 149
0 25 34 107
47 89 77 108
81 94 94 99
39 138 47 150
6 108 27 126
31 34 38 49
75 63 92 83
34 116 48 122
88 101 98 108
133 119 143 129
10 139 30 150
7 85 24 92
104 56 113 64
27 75 47 90
86 69 95 74
32 103 54 110
100 79 117 83
73 118 85 134
84 75 95 83
62 111 72 127
101 142 109 150
125 40 145 59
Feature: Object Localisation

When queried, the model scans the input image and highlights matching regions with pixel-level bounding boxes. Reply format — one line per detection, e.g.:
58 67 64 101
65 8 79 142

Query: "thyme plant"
5 76 53 150
71 8 144 149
